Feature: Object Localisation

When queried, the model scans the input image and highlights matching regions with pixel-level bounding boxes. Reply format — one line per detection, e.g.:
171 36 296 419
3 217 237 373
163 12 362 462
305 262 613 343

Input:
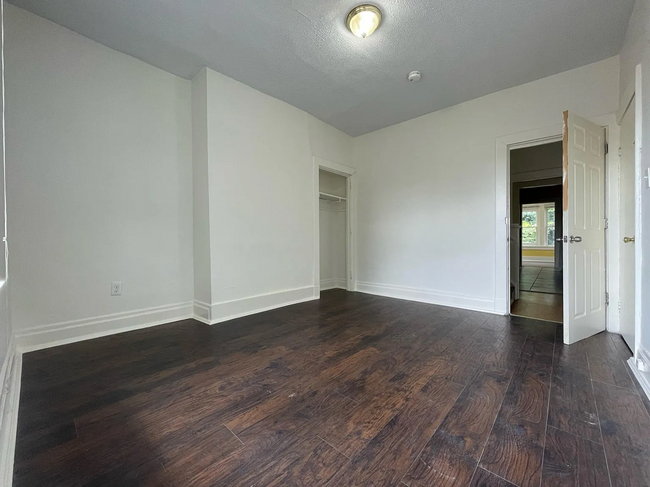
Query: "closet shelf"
319 192 346 202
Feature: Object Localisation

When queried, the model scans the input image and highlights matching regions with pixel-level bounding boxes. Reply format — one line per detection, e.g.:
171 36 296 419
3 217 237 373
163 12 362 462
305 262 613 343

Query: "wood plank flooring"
519 267 563 295
13 290 650 486
511 291 563 323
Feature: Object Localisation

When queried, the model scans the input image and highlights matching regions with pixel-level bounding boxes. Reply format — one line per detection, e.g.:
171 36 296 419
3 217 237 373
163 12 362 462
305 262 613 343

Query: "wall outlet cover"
111 281 122 296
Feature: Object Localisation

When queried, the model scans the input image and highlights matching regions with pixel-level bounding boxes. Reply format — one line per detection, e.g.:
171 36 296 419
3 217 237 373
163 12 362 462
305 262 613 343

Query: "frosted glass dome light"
346 5 382 38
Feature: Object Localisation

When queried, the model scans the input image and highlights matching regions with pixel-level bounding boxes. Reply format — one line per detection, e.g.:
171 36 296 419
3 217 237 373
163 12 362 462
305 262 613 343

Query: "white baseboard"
320 278 347 291
628 347 650 402
15 301 194 352
355 281 498 314
195 286 318 325
522 256 555 267
0 340 22 487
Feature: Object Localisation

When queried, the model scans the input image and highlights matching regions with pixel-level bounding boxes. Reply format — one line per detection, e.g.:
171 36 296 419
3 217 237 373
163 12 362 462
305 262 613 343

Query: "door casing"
496 115 620 334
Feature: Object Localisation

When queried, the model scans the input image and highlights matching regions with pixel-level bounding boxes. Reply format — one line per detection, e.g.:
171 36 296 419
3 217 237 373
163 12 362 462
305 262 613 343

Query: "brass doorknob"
624 237 635 243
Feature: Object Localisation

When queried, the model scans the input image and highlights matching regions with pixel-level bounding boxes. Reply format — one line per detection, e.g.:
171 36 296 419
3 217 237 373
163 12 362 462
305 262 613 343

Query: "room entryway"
512 266 563 322
509 142 564 323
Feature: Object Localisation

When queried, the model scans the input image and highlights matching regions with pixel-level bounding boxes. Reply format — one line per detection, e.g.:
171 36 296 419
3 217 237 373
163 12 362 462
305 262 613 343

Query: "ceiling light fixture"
346 5 382 38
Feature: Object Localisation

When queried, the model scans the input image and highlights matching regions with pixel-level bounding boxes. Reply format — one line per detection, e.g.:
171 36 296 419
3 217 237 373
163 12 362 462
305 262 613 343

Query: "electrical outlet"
111 281 122 296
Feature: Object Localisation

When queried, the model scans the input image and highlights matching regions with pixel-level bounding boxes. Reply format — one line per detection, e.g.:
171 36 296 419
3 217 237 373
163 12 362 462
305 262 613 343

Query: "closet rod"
319 191 346 202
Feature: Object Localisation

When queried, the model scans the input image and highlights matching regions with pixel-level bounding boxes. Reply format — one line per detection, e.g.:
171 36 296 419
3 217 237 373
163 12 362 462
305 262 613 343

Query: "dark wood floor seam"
551 424 607 446
223 423 245 446
590 378 635 391
589 376 614 487
479 468 522 487
317 434 351 460
470 362 518 486
398 371 475 487
537 336 556 487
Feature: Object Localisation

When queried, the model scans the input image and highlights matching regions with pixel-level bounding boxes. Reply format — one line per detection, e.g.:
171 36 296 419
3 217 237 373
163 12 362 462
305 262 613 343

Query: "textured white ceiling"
8 0 633 136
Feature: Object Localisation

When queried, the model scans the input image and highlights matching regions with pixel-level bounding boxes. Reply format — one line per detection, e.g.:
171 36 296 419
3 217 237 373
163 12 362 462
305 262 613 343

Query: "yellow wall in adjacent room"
522 248 555 257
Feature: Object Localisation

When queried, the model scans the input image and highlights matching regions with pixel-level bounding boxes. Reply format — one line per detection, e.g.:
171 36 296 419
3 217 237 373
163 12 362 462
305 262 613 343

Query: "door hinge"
618 147 622 157
605 142 609 155
605 292 609 306
604 218 608 230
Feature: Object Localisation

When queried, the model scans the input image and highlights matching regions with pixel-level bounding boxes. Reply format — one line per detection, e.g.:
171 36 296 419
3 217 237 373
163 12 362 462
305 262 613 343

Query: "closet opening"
318 168 348 292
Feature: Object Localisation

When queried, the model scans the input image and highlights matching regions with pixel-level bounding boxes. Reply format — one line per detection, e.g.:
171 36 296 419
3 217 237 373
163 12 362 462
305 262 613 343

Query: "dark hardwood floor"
13 290 650 486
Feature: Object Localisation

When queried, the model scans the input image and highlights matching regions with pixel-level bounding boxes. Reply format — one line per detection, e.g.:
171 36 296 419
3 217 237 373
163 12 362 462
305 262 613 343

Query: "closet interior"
319 169 347 291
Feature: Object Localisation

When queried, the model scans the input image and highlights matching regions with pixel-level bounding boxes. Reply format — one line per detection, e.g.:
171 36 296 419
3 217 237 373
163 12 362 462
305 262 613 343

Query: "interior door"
619 99 636 349
562 111 607 344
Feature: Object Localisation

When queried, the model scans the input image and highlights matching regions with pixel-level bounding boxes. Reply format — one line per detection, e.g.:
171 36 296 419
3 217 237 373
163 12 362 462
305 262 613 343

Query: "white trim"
16 301 194 352
522 256 555 267
595 113 622 334
313 157 356 177
495 124 563 315
496 115 619 332
314 157 356 296
193 300 211 323
356 281 498 314
0 340 21 487
196 286 317 325
627 352 650 403
320 278 347 291
633 64 643 358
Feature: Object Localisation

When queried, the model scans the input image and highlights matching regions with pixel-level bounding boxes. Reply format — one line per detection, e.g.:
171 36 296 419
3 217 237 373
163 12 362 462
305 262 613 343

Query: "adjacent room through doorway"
509 142 564 322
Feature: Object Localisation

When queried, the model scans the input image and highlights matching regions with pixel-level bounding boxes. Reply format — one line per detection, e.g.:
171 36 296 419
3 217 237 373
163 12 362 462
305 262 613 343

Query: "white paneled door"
562 111 606 345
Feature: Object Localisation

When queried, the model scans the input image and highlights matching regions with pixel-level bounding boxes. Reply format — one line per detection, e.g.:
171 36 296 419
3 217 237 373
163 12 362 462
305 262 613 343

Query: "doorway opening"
509 142 564 323
318 168 348 292
498 112 612 345
313 158 356 297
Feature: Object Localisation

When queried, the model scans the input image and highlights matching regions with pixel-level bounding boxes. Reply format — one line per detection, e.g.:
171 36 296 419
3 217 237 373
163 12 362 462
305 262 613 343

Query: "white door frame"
313 157 356 296
495 117 620 326
633 64 643 360
616 64 643 360
495 125 563 314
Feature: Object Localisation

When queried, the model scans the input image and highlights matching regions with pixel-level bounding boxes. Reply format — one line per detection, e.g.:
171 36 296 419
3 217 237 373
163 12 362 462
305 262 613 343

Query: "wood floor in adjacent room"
14 290 650 486
511 291 564 323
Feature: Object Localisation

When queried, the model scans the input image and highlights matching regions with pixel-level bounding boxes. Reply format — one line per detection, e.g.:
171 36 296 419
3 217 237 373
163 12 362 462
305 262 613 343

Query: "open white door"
562 111 607 345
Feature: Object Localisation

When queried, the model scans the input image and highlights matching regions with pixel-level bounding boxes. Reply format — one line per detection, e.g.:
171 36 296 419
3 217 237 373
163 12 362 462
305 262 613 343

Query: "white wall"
353 56 620 312
0 0 10 366
5 5 194 350
191 69 212 315
193 68 353 323
620 0 650 357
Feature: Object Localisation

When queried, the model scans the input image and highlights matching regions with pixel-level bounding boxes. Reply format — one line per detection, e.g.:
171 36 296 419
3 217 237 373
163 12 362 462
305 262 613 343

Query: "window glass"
546 207 555 245
522 210 537 244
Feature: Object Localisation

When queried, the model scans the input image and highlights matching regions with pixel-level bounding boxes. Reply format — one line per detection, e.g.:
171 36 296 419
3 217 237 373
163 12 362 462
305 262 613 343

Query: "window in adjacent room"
522 203 555 247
